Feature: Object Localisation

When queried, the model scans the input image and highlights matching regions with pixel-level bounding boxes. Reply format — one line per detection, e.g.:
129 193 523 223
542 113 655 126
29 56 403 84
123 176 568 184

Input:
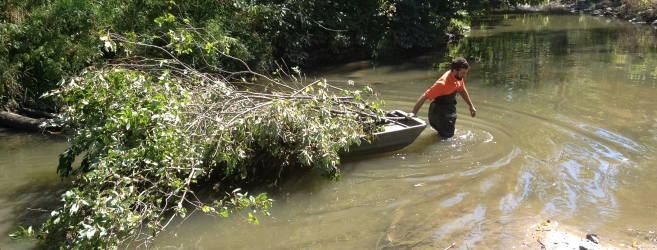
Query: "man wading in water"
406 57 476 138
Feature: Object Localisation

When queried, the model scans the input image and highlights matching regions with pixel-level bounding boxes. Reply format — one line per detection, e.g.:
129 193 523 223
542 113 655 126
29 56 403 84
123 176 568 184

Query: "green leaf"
205 42 213 53
248 213 259 225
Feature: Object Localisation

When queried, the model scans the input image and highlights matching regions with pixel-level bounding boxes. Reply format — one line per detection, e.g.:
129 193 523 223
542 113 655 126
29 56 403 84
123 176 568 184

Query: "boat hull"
340 110 427 158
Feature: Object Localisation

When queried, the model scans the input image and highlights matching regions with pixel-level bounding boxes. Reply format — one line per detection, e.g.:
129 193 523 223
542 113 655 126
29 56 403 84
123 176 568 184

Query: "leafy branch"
34 22 386 249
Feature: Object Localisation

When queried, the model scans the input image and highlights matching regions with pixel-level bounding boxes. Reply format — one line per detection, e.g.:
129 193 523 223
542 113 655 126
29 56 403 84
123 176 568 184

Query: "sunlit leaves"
38 60 384 248
154 13 176 27
37 68 280 248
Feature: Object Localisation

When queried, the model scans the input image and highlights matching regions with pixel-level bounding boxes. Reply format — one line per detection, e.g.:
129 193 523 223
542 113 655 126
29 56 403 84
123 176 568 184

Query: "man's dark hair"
451 57 469 71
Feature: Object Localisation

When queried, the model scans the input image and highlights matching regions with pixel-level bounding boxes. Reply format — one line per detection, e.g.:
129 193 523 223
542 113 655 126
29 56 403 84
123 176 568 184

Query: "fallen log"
0 111 51 132
19 107 56 119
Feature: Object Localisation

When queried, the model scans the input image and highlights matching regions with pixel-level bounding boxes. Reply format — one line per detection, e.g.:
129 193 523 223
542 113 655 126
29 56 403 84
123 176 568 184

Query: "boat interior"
380 110 426 132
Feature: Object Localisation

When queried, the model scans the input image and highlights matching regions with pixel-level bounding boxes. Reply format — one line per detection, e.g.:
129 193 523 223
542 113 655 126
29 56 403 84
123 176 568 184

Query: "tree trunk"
0 111 50 132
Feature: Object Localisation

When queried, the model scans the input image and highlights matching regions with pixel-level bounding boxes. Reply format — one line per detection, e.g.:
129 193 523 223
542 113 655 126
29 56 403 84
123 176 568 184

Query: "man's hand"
469 106 476 118
406 112 416 120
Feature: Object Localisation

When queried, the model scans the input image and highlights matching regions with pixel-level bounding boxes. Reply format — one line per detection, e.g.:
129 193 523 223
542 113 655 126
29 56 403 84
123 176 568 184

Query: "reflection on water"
4 14 657 249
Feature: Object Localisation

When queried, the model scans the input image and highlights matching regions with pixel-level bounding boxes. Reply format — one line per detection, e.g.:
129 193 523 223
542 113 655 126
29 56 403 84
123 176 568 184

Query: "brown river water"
2 13 657 249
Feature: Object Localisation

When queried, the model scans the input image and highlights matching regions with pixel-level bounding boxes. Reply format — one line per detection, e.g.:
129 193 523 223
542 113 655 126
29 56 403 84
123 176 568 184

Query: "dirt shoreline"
519 220 657 249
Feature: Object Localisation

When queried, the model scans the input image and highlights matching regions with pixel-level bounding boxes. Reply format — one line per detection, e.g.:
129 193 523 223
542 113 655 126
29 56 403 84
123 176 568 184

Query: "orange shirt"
424 70 465 100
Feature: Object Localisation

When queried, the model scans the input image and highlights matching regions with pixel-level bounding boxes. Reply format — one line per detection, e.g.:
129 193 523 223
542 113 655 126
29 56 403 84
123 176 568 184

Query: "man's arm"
460 87 476 118
406 94 428 119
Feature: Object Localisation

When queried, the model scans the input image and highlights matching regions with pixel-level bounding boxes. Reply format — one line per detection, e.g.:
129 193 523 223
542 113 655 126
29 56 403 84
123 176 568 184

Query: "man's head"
450 57 469 80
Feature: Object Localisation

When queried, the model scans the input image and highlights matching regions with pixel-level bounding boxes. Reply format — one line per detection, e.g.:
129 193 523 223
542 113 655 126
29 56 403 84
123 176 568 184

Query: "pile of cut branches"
35 31 385 249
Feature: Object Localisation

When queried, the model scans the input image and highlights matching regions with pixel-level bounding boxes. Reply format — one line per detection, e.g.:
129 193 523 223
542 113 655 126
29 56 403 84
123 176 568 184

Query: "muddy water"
0 129 71 249
3 13 657 249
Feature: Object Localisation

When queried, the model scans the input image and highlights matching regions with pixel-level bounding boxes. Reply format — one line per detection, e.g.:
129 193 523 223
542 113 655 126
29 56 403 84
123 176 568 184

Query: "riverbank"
569 1 657 26
511 0 657 27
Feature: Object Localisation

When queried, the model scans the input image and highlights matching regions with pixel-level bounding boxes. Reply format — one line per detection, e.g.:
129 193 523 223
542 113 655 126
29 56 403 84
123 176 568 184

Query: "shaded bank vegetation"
0 0 550 113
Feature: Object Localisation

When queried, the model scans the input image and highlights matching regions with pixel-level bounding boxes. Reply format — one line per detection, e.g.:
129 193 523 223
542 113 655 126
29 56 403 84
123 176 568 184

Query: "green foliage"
2 0 527 110
0 0 275 109
447 11 473 35
36 69 272 248
33 31 385 246
1 0 109 110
